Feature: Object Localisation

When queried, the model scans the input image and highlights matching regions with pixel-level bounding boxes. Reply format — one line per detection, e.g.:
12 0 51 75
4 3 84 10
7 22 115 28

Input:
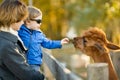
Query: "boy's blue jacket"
18 24 62 65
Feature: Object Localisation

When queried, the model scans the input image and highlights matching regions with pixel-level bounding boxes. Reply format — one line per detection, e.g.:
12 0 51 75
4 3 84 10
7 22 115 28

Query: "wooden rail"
43 51 83 80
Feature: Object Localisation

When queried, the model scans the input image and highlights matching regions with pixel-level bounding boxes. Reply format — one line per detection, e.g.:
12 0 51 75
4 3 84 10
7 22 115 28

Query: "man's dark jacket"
0 31 44 80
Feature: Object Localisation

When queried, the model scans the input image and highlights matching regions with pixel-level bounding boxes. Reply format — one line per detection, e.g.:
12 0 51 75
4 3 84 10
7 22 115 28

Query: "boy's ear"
106 42 120 50
25 20 30 25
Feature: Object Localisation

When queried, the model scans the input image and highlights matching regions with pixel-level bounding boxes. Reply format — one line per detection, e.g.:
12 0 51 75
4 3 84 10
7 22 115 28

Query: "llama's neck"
91 52 118 80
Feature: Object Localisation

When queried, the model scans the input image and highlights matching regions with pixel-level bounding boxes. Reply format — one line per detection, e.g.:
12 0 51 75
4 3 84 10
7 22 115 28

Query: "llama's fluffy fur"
73 27 120 80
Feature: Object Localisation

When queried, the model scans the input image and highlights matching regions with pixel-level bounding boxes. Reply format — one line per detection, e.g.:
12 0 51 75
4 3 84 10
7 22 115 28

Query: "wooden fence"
43 51 83 80
43 51 109 80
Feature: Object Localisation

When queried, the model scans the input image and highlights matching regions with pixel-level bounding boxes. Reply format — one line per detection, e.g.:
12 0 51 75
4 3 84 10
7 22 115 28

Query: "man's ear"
106 42 120 50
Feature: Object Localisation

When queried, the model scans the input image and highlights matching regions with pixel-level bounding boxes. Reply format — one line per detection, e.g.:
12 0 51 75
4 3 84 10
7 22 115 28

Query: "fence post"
87 63 108 80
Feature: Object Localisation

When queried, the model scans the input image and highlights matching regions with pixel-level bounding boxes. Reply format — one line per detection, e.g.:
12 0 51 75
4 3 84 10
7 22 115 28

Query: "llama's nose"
72 37 77 44
73 37 78 41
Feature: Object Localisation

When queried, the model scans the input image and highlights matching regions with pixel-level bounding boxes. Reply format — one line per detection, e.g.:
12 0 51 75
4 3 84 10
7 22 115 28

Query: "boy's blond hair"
0 0 28 28
27 6 42 20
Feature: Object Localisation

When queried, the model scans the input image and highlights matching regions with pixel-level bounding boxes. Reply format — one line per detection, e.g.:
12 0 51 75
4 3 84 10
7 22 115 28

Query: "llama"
72 27 120 80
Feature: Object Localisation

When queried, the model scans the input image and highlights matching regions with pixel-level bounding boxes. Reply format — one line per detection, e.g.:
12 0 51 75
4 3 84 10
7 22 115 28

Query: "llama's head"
73 28 120 56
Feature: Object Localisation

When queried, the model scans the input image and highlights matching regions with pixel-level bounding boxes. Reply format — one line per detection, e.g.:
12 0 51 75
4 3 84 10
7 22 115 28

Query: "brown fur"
73 27 120 80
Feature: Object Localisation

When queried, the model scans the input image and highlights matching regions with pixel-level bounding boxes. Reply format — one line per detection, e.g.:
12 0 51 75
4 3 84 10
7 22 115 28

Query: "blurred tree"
65 0 120 44
0 0 120 44
104 0 120 44
65 0 109 33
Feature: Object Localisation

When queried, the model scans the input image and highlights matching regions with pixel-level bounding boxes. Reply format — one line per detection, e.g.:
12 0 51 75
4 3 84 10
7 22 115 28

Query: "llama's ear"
94 43 107 53
107 43 120 50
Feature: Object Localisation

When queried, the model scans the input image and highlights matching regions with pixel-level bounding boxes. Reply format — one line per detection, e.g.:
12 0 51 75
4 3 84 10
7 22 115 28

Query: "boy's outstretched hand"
61 38 69 45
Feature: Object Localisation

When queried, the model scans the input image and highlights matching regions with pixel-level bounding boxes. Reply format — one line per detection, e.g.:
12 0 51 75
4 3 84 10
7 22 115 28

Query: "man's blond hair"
0 0 28 28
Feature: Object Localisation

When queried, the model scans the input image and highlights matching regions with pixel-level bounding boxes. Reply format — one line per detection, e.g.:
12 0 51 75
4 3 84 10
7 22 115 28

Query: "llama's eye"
84 38 87 42
83 37 87 43
84 39 87 43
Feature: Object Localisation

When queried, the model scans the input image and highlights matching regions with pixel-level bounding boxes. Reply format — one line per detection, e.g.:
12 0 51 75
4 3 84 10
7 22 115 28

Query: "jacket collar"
0 31 18 43
20 24 32 34
20 24 42 34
